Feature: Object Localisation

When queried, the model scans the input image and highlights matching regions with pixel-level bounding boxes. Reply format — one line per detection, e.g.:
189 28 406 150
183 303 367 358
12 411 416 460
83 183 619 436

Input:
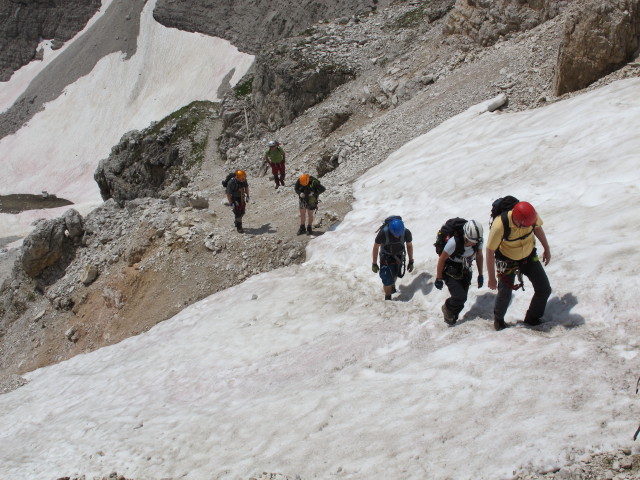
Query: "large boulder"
444 0 561 45
0 0 101 81
554 0 640 95
20 209 84 279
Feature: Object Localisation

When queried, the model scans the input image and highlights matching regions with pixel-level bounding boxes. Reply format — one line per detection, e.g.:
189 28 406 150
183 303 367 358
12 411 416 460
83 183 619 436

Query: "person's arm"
406 242 413 263
436 251 450 280
281 148 285 162
372 243 380 264
486 248 497 290
534 226 551 265
244 184 250 203
475 248 484 276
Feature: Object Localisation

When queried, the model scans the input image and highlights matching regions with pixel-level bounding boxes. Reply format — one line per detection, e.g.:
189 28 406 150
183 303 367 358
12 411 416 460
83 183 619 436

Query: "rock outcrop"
94 102 218 205
0 0 101 81
152 0 391 54
20 208 83 280
444 0 562 45
554 0 640 95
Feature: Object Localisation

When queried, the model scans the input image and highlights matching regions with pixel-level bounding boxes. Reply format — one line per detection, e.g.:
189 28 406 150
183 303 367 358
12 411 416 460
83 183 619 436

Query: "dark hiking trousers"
494 249 551 322
444 266 471 319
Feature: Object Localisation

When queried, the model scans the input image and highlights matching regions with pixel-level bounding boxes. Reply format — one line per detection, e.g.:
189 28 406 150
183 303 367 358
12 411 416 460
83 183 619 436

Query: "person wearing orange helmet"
264 140 286 189
294 173 325 235
225 170 250 233
485 200 551 330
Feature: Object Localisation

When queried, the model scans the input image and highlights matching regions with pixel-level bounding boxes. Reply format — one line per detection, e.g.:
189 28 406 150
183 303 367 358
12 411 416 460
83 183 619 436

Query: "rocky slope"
1 0 640 478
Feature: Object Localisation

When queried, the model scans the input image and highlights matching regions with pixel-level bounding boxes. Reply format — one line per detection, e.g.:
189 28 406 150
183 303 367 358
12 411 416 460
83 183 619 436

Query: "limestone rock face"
153 0 390 54
94 102 217 205
554 0 640 95
444 0 561 46
0 0 101 81
20 210 84 278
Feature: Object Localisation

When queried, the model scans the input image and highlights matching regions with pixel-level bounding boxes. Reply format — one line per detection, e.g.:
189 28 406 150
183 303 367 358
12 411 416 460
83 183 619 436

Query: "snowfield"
0 78 639 479
0 0 253 238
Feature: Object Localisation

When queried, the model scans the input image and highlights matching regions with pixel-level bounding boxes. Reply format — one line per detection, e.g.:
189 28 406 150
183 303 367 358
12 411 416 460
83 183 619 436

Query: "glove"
407 260 414 272
477 274 484 288
299 192 306 198
372 263 379 273
435 279 444 290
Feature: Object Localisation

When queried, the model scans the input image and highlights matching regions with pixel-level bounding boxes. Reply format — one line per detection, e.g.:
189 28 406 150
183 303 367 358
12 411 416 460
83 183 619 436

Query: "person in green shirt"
264 140 286 189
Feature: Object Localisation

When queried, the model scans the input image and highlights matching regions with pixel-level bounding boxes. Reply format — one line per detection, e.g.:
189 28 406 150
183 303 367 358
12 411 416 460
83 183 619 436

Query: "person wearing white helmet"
434 219 484 325
263 140 286 189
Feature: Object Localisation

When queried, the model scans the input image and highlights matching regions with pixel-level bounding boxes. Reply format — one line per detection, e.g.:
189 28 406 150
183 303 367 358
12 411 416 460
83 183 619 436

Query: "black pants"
494 249 551 322
444 264 471 319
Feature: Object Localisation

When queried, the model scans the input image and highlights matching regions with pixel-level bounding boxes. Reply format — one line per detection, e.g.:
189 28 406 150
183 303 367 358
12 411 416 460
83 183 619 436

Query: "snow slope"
0 0 253 238
0 78 638 480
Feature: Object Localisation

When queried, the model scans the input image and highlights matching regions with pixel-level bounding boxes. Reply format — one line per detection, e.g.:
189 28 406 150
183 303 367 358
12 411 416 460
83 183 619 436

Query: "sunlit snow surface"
0 78 638 479
0 0 253 238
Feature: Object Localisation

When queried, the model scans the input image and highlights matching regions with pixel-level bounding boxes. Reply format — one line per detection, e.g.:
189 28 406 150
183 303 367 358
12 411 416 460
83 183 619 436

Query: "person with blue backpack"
372 216 414 300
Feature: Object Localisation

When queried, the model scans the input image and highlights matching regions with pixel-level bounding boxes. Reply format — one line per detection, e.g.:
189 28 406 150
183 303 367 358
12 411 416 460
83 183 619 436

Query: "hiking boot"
442 304 456 326
306 225 313 235
494 317 508 331
297 225 306 235
391 285 397 294
275 183 279 190
236 224 244 233
524 316 542 326
385 294 392 301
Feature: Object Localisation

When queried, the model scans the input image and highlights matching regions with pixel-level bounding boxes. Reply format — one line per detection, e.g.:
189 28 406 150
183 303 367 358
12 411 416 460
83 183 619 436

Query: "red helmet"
512 202 537 227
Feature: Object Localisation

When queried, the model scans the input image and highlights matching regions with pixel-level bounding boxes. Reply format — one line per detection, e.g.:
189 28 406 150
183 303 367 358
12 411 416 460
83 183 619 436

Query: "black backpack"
221 172 236 188
377 215 405 244
434 217 467 257
490 195 533 242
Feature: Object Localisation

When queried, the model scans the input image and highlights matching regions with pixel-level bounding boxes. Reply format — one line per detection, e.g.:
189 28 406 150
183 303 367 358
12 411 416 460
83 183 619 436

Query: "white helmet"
268 140 277 147
463 220 483 243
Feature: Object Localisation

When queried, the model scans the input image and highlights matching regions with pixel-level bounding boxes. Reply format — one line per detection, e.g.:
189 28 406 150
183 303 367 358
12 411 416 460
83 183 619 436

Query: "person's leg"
494 271 515 330
521 258 551 324
278 162 285 185
306 209 314 233
297 208 306 234
444 276 468 321
270 163 280 188
379 264 397 300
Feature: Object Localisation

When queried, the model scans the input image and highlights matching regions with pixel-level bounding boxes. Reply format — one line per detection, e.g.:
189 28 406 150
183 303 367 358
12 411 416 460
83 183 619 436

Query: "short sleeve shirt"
444 236 481 263
265 147 285 163
375 228 413 260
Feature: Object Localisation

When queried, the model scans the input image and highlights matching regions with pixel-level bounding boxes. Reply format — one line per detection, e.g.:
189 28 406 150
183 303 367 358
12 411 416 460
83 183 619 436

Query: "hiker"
372 216 414 300
264 140 286 189
294 173 325 235
486 200 552 330
225 170 250 233
434 220 484 326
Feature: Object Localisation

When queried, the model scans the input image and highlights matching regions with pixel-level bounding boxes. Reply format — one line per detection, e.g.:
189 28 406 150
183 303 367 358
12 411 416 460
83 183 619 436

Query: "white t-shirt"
443 236 480 265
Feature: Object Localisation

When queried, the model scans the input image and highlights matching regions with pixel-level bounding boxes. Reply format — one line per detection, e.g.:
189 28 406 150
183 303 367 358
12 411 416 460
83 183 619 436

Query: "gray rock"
554 0 640 95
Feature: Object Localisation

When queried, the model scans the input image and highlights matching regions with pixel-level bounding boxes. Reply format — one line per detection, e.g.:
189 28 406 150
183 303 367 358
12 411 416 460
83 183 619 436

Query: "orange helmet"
299 174 310 186
235 170 247 182
512 201 537 227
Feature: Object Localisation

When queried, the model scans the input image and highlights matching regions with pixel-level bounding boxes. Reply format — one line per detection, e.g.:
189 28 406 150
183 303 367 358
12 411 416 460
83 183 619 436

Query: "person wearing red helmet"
485 201 551 330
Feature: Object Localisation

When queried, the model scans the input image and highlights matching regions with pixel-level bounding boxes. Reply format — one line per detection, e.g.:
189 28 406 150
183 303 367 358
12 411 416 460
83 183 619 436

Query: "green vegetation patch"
385 2 432 30
233 76 254 98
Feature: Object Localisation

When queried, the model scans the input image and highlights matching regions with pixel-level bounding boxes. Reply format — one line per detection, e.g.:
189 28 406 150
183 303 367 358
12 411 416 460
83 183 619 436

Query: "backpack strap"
501 210 534 242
